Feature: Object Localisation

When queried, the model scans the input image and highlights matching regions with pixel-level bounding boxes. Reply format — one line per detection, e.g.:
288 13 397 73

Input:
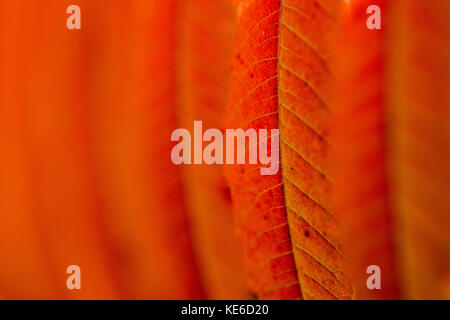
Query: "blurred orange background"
0 0 246 299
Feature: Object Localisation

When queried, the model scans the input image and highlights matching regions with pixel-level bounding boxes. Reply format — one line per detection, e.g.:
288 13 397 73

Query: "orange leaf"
388 0 450 299
332 0 401 299
225 0 352 299
175 0 247 299
83 0 206 299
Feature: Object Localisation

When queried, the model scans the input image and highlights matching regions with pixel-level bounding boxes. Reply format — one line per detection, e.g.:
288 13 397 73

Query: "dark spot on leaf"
219 177 232 203
304 231 310 237
222 186 231 203
249 291 258 300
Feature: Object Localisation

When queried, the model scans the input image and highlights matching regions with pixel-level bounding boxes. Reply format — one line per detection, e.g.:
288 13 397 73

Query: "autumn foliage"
0 0 449 300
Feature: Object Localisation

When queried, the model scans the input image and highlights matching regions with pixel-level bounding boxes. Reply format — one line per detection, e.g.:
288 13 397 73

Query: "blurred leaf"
332 0 401 300
389 0 450 300
175 0 248 299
